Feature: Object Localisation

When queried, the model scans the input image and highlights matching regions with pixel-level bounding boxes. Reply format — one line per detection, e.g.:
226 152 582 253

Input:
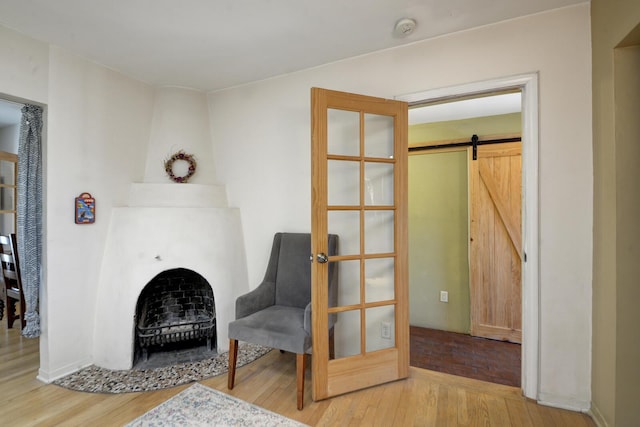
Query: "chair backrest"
0 234 21 292
272 232 338 308
274 233 312 308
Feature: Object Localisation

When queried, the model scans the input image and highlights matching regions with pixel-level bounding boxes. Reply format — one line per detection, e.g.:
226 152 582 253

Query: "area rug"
53 343 271 393
126 383 307 427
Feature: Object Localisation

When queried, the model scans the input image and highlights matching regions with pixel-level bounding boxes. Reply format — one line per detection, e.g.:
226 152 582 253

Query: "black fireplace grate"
135 269 216 361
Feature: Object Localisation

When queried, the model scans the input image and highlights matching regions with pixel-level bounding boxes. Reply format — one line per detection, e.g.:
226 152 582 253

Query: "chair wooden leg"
19 298 26 330
296 353 306 410
329 329 335 360
6 298 17 329
228 339 238 389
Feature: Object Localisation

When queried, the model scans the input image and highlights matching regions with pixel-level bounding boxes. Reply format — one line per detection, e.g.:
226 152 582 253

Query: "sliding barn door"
470 142 522 343
310 87 409 401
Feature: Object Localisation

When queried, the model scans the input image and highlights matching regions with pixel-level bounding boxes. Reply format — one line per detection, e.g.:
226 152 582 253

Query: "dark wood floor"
410 326 521 387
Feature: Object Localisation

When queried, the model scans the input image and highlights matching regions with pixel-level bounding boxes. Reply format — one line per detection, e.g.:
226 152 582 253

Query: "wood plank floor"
0 322 595 426
410 326 521 387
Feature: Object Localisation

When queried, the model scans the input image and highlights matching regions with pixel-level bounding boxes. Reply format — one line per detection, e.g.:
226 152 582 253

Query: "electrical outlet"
381 321 391 339
440 291 449 303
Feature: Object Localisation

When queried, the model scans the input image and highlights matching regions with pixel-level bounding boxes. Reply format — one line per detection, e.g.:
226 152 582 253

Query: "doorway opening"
0 98 22 332
397 73 539 398
0 94 45 376
407 91 522 387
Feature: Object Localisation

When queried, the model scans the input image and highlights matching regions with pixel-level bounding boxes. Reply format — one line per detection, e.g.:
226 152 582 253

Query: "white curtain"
17 104 43 338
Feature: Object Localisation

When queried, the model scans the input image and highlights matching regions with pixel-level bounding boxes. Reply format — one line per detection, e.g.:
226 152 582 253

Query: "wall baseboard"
537 391 591 413
588 403 609 427
37 357 92 383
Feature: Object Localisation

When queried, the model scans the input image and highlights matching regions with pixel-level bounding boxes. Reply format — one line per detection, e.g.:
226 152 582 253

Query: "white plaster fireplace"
92 87 248 370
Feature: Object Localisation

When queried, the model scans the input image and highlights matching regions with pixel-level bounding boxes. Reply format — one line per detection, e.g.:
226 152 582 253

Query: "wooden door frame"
396 73 540 401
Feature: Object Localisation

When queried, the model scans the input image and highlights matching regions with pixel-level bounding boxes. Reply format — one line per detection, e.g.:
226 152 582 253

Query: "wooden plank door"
311 87 409 401
469 142 522 343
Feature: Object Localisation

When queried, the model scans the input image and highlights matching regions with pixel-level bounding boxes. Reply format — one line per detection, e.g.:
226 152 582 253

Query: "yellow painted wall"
409 150 469 332
591 1 640 425
409 113 521 145
613 41 640 427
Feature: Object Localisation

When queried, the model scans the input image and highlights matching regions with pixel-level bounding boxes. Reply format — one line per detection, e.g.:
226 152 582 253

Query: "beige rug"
126 383 307 426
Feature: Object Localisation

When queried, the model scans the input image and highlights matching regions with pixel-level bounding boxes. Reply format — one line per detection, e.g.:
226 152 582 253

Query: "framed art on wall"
75 192 95 224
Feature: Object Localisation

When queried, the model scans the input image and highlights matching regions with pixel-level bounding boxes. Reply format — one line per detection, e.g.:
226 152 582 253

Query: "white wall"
143 87 218 184
0 26 49 104
208 4 592 410
43 47 154 379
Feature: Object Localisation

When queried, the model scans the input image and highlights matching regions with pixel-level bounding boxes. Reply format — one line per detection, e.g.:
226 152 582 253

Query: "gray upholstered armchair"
227 232 338 410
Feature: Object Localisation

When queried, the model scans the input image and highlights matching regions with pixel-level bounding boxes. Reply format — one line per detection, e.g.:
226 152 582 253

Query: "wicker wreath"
164 150 197 183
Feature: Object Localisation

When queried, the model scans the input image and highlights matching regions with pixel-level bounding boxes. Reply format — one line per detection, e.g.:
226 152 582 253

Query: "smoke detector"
394 18 416 37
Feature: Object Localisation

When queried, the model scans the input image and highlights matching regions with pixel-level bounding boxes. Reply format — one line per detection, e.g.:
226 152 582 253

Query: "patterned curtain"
17 104 43 338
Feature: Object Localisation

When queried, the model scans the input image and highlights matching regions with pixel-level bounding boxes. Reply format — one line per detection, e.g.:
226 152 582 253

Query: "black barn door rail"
409 134 522 160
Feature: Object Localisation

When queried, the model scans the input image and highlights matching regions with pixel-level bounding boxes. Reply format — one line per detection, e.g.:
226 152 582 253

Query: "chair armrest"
235 281 276 319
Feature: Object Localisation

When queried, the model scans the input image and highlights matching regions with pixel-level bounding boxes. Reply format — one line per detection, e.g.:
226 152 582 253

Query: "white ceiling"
0 0 585 92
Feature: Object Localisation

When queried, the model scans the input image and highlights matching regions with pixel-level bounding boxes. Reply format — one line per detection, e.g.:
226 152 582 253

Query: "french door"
310 88 409 400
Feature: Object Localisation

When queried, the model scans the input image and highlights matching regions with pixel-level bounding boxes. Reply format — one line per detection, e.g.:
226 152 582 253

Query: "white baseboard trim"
537 392 591 413
588 403 609 427
37 357 92 383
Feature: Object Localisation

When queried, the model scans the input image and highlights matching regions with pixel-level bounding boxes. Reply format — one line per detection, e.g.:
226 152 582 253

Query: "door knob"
316 253 329 263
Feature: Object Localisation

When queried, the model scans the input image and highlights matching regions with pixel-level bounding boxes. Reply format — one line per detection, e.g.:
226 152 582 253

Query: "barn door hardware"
409 134 522 160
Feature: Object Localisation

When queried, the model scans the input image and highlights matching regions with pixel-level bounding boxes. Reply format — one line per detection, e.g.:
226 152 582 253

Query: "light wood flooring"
0 321 595 426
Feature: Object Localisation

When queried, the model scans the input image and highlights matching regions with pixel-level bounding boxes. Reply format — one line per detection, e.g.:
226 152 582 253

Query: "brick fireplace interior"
133 268 217 368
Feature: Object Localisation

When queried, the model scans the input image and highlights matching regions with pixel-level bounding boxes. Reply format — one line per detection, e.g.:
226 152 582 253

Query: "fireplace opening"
133 268 217 369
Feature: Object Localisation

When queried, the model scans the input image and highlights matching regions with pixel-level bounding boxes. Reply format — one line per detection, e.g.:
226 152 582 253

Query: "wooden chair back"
1 234 25 329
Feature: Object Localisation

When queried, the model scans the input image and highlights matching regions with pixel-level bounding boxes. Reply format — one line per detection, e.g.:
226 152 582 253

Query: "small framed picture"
75 192 95 224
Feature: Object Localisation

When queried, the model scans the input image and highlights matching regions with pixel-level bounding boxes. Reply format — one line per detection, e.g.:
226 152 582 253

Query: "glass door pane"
366 305 395 352
364 162 394 206
365 257 395 303
332 310 361 359
364 113 394 158
328 160 359 206
328 108 359 156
